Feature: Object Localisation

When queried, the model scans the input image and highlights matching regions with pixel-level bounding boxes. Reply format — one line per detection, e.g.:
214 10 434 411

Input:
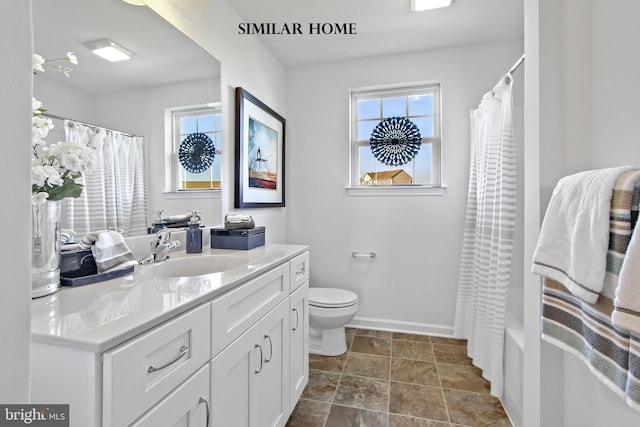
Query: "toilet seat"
309 287 358 308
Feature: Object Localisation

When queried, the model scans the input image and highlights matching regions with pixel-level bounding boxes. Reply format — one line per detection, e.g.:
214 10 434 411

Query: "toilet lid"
309 287 358 308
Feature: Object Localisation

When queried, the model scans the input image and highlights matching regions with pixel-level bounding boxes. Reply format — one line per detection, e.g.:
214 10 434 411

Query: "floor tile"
325 405 388 427
286 399 330 427
346 330 356 349
444 389 511 427
438 363 490 394
432 343 473 365
350 335 392 356
431 337 466 346
393 332 432 343
389 382 448 422
388 413 451 427
355 328 394 339
309 353 347 373
343 352 391 380
302 369 341 402
333 374 390 412
391 358 440 387
392 339 435 362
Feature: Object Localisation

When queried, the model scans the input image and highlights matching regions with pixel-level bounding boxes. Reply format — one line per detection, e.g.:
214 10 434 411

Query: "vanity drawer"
211 263 289 356
102 304 211 427
289 251 309 292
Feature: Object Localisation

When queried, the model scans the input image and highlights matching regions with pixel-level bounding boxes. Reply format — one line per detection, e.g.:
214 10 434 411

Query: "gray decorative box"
210 226 265 250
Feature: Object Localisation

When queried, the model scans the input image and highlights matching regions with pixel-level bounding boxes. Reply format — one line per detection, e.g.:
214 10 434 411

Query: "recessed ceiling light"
83 39 135 62
411 0 453 11
121 0 146 5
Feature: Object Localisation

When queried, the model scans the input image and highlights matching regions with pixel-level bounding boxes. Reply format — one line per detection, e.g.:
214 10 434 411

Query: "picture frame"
235 87 286 208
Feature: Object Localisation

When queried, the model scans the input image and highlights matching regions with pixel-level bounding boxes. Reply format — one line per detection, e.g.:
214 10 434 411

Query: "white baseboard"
346 316 455 338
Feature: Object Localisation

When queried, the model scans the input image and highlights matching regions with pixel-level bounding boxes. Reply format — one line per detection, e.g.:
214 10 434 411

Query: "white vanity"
30 244 310 427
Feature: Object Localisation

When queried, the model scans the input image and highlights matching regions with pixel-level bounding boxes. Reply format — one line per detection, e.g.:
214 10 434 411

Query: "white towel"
532 166 637 303
224 214 255 230
80 230 138 273
612 223 640 333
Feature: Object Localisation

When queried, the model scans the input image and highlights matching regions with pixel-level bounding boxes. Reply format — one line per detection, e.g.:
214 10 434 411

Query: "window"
172 105 222 191
350 84 441 191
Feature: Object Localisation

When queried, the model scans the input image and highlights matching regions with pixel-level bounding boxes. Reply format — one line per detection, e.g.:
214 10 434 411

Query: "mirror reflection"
33 0 222 238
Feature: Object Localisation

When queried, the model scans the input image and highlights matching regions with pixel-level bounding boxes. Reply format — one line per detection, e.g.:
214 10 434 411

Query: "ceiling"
226 0 524 67
32 0 523 94
32 0 220 95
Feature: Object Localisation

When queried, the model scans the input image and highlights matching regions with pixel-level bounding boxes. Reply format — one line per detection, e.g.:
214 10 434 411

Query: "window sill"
345 185 447 196
162 189 222 200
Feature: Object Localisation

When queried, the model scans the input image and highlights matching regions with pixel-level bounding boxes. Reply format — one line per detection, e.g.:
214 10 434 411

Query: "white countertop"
31 244 309 353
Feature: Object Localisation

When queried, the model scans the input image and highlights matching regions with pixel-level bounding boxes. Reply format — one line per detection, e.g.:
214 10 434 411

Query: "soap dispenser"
151 209 166 234
186 210 202 254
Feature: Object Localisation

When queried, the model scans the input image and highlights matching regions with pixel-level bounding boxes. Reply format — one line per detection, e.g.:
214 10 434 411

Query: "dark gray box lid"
211 226 265 237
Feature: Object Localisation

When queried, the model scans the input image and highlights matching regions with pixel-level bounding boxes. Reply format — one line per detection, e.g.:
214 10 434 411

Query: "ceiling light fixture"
410 0 453 11
83 39 135 62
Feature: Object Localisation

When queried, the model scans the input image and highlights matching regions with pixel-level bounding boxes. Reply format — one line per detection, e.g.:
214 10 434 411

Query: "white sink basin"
140 254 248 278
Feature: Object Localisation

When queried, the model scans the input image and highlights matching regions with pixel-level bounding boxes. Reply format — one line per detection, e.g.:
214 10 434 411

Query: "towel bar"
352 251 376 259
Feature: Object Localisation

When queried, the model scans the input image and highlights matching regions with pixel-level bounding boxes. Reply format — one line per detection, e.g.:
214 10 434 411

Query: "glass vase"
31 200 61 298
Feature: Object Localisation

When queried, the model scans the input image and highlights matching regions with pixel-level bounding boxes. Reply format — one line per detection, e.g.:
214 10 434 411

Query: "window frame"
348 83 444 196
170 103 222 193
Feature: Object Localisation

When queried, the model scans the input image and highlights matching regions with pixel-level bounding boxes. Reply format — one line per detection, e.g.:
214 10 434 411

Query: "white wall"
285 40 524 334
145 0 289 244
34 77 96 124
526 0 640 425
0 0 32 402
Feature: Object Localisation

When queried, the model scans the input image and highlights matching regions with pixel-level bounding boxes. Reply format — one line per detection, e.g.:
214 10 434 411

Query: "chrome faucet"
139 229 181 264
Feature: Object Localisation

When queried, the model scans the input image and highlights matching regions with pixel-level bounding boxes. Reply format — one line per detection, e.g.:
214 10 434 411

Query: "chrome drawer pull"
199 396 210 427
292 308 299 331
254 344 264 374
296 265 305 275
264 335 273 363
147 345 189 373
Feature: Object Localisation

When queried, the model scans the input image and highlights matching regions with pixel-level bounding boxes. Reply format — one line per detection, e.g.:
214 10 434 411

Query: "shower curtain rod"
499 54 525 86
41 113 143 139
508 54 525 75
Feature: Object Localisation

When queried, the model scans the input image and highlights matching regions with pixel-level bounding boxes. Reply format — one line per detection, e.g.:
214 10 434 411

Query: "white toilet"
308 287 359 356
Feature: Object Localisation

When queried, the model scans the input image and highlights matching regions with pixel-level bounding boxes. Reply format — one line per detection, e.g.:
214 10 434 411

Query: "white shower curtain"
454 75 516 397
61 121 148 237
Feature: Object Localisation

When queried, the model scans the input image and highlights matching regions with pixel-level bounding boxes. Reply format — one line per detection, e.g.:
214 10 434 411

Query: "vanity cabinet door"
258 299 290 427
210 299 289 427
288 281 309 412
131 364 210 427
210 317 262 427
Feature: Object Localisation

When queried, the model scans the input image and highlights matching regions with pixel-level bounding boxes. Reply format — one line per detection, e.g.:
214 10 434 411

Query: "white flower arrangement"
31 52 95 204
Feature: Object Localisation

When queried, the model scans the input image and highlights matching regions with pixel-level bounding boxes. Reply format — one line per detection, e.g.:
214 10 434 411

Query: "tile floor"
286 328 512 427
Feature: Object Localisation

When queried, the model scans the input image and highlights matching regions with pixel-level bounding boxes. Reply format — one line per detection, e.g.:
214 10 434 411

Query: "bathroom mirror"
33 0 222 237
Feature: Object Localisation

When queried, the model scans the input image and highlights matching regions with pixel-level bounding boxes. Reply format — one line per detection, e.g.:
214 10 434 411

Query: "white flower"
32 97 43 113
32 54 45 73
42 165 63 186
32 116 54 142
31 192 50 205
31 163 49 187
66 52 78 65
43 140 95 175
